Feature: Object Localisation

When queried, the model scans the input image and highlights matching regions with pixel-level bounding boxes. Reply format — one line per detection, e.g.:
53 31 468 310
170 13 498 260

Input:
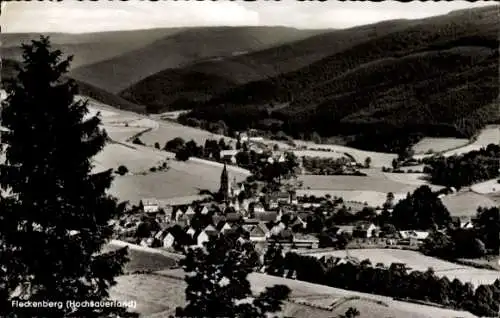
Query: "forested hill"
181 6 499 153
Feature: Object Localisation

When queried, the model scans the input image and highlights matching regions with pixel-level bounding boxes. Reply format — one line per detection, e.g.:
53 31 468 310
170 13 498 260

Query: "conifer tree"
0 36 135 317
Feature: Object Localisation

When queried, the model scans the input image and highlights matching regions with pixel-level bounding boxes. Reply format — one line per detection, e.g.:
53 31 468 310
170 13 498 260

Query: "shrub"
116 165 129 176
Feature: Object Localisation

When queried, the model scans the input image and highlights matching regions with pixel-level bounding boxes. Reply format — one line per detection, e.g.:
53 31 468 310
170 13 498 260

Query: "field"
108 159 248 204
102 240 180 274
138 120 235 148
305 249 500 288
294 141 397 167
441 192 498 218
297 189 408 208
412 137 470 155
292 149 347 159
441 126 500 157
470 179 500 194
110 269 478 318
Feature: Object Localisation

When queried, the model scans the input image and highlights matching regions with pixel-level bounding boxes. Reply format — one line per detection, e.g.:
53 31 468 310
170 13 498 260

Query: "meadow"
294 141 397 167
306 249 500 288
412 137 469 155
102 240 180 273
441 192 498 218
470 179 500 195
110 268 478 318
440 126 499 157
108 159 248 204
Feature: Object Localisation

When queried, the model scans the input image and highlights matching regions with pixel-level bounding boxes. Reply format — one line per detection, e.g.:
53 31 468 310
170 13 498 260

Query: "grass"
137 120 236 148
441 191 498 217
306 249 500 288
441 125 500 157
113 269 478 318
298 174 438 193
293 141 398 168
470 179 500 194
297 189 407 208
412 137 469 154
108 159 248 204
102 241 179 274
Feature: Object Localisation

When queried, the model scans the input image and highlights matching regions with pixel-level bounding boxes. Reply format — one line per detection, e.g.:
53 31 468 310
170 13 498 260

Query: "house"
276 192 291 204
251 202 266 214
243 222 269 242
226 212 243 223
254 211 278 223
220 222 233 234
334 225 354 236
220 150 238 164
197 225 219 246
186 227 196 238
142 198 159 213
269 228 294 243
195 205 209 216
163 232 177 249
398 230 429 243
269 222 286 237
352 222 378 238
174 208 185 222
238 132 249 143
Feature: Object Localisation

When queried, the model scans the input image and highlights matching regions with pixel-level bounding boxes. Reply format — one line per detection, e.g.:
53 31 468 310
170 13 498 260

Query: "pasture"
102 240 180 273
441 192 498 218
110 269 477 318
470 179 500 195
108 159 248 204
92 142 170 174
298 174 431 193
412 137 469 155
293 140 397 168
292 149 347 159
441 126 500 157
296 189 407 207
306 249 500 288
137 121 235 148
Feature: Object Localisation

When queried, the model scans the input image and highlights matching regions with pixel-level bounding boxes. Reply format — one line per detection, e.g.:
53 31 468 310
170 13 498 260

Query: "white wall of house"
163 233 175 248
197 232 209 247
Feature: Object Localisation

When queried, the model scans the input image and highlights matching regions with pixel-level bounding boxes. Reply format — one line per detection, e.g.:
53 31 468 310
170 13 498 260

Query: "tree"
164 137 185 152
116 165 129 176
154 142 160 149
364 157 371 168
176 234 291 318
340 307 360 318
0 36 134 317
175 147 191 161
132 137 144 145
391 185 451 230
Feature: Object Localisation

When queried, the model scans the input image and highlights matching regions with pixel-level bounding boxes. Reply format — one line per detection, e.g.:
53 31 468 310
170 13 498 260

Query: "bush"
116 165 129 176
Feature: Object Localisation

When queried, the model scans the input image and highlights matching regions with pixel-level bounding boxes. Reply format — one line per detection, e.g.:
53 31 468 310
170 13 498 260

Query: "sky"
1 0 496 33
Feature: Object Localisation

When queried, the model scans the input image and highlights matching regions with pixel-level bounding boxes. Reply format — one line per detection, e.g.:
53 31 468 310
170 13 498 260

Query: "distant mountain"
1 28 186 69
68 26 329 93
121 19 417 112
1 59 144 113
179 6 500 153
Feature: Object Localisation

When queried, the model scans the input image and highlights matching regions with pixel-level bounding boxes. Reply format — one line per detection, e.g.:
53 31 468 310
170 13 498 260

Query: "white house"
253 202 265 214
399 230 429 241
163 232 176 249
197 225 218 246
186 227 196 238
142 198 159 213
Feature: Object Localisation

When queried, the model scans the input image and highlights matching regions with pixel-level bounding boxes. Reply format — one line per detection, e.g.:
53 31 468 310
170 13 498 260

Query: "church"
218 163 245 208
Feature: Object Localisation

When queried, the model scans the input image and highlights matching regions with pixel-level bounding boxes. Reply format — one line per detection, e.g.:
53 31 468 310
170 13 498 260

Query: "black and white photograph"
1 0 499 317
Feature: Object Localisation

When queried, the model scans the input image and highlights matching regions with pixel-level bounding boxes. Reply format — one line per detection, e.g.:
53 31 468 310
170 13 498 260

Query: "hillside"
69 26 328 94
181 6 500 153
121 19 419 112
1 28 185 69
1 59 145 113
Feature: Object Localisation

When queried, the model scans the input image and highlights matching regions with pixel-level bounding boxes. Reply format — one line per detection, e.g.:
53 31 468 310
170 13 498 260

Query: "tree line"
264 250 500 317
423 143 500 189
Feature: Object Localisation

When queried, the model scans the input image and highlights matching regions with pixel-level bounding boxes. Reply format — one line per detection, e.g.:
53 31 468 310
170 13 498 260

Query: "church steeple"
219 163 229 203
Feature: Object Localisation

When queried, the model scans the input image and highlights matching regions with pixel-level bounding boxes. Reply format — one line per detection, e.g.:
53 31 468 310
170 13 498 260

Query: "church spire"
219 162 229 203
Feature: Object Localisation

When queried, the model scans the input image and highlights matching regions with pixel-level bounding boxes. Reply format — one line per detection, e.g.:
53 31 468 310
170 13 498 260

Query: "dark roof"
226 212 242 222
255 211 278 222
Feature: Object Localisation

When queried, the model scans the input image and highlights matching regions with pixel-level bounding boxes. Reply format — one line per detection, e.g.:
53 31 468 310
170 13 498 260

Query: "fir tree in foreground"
0 36 135 317
176 233 291 318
